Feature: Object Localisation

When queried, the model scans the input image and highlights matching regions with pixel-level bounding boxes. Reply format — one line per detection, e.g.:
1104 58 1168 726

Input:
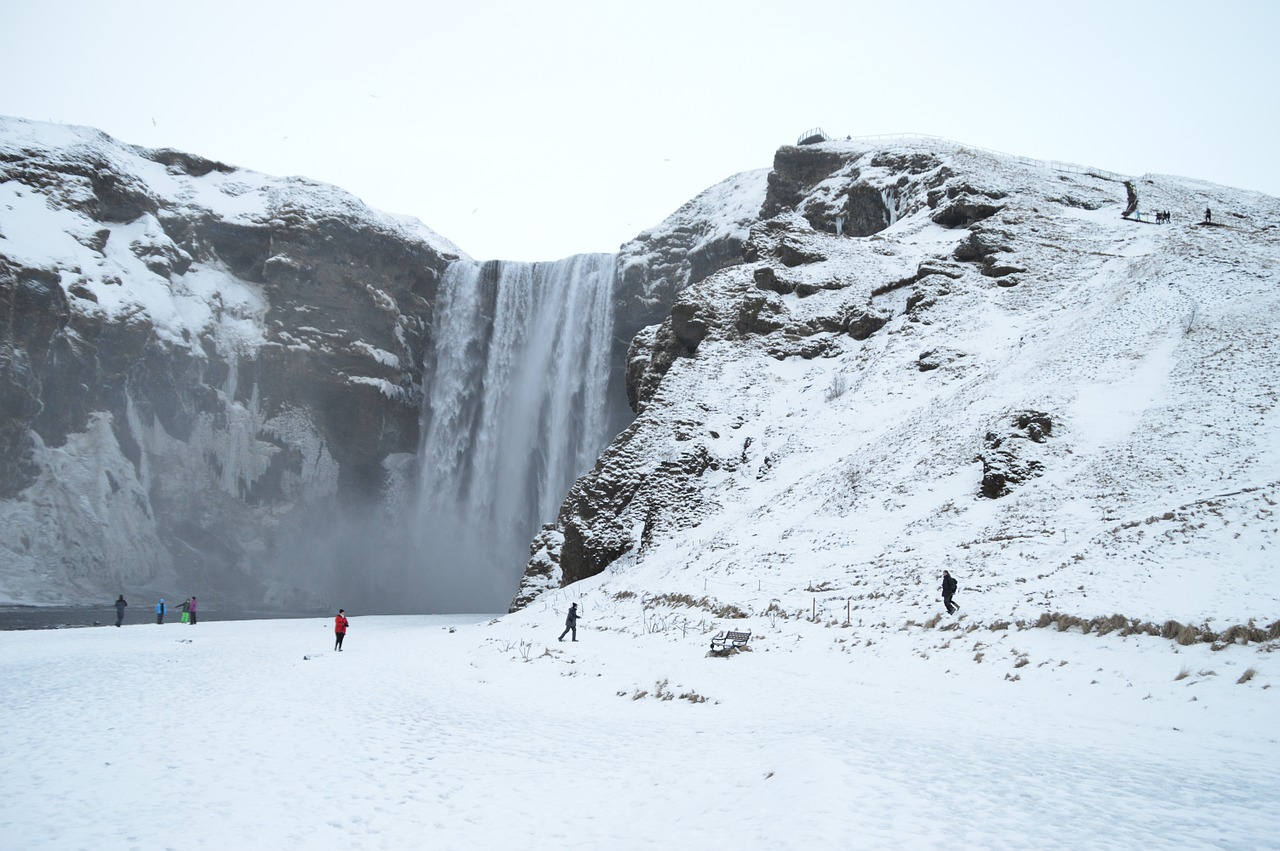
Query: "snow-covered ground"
5 130 1280 848
3 604 1276 849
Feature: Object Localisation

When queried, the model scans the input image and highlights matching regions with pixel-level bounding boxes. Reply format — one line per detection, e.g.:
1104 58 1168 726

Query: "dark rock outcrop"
979 411 1055 498
761 146 857 220
953 224 1025 278
929 181 1007 228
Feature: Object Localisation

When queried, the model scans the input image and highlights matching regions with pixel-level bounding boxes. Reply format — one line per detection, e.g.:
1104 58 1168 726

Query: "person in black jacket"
114 595 128 627
558 603 580 642
942 571 959 614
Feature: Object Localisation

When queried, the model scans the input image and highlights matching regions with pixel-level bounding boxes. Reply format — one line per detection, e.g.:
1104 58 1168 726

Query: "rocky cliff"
511 138 1280 628
0 118 461 605
0 117 761 610
9 118 1276 626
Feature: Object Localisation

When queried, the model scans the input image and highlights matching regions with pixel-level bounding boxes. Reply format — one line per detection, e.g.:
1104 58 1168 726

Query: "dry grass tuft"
1094 614 1128 636
1028 611 1280 649
1237 667 1258 685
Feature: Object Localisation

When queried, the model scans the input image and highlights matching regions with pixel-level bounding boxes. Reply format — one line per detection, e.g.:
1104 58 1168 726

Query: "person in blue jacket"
155 598 167 625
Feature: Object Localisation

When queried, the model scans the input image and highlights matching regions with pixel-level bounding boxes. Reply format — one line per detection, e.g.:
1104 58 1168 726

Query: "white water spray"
413 254 617 608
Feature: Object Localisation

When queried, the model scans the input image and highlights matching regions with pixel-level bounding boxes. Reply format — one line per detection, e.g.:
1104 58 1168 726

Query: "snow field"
3 609 1277 850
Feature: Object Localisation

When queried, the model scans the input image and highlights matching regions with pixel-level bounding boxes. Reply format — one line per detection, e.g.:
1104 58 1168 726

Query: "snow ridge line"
832 132 1128 182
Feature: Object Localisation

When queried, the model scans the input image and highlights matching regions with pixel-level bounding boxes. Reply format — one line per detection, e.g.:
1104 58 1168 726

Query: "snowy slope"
535 139 1280 635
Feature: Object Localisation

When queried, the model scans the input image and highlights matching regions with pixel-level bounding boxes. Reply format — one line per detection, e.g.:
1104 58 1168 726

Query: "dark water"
0 606 328 631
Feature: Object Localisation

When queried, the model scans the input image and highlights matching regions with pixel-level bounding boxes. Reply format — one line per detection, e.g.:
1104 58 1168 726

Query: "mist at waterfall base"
271 255 619 615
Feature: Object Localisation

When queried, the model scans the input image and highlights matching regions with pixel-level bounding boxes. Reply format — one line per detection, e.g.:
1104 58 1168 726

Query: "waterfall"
413 254 617 610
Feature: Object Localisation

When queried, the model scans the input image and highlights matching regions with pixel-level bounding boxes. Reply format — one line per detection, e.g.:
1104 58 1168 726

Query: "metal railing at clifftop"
797 127 831 146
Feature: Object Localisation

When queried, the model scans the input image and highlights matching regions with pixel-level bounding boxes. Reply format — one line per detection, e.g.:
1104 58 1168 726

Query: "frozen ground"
3 604 1277 850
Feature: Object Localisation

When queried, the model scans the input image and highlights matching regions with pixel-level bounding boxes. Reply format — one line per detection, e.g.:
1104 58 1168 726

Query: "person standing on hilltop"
155 598 167 625
188 596 198 625
334 609 349 651
942 571 959 615
178 598 191 624
114 595 128 627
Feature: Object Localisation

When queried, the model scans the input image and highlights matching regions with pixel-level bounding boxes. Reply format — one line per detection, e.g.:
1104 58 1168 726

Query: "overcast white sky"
3 0 1277 261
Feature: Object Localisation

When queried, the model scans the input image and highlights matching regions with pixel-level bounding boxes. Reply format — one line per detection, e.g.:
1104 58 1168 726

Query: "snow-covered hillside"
526 139 1280 639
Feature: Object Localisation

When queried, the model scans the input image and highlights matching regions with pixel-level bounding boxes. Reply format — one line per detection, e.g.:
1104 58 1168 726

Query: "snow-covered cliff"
5 116 1277 631
0 117 463 606
516 138 1280 631
0 117 728 612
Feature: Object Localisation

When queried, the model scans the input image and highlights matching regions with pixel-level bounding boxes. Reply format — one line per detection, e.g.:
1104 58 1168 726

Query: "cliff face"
511 138 1280 626
601 168 771 435
0 118 461 604
513 143 960 607
0 118 761 610
12 118 1274 626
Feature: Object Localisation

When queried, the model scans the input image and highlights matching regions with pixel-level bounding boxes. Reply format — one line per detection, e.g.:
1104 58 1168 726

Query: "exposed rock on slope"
609 169 769 425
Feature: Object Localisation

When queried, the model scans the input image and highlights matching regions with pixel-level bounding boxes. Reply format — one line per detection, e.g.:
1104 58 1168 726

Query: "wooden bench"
710 629 752 652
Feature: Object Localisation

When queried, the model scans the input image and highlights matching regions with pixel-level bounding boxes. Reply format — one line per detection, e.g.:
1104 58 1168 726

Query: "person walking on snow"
155 598 167 624
558 603 580 642
114 595 127 627
942 571 959 614
334 609 349 651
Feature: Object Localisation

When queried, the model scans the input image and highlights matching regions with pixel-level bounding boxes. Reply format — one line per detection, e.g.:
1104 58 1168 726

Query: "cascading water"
412 254 617 610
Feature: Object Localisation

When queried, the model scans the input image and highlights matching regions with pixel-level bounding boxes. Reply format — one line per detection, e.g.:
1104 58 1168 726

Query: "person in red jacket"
334 609 349 651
